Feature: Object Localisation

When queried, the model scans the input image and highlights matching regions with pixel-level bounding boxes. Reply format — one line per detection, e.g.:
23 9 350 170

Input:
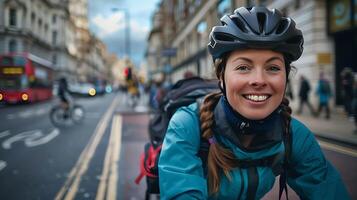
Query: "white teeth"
246 95 268 102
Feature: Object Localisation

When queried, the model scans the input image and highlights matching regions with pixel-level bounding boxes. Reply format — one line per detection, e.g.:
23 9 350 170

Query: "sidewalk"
290 103 357 146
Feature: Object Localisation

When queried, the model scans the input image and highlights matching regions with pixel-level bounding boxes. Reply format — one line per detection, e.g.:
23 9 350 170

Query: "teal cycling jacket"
158 103 350 200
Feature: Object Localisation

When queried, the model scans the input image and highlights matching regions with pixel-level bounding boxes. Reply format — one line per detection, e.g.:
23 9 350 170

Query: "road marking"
25 129 59 147
19 110 32 118
2 129 60 149
0 130 10 138
0 160 7 171
318 140 357 157
6 114 16 119
96 115 122 200
108 116 121 200
35 108 47 116
55 95 120 200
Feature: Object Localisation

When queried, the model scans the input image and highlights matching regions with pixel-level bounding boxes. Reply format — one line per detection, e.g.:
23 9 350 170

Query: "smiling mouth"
243 94 271 102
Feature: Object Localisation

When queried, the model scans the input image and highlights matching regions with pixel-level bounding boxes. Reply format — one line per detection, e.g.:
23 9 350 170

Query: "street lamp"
111 8 130 58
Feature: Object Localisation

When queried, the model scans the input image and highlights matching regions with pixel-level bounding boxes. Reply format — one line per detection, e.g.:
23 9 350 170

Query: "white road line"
55 95 120 200
0 130 10 138
318 140 357 158
24 128 60 147
2 129 60 149
19 110 32 118
6 114 16 120
0 160 7 171
35 108 47 116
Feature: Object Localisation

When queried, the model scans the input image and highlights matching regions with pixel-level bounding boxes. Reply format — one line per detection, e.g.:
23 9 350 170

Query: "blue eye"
236 65 250 72
268 66 281 72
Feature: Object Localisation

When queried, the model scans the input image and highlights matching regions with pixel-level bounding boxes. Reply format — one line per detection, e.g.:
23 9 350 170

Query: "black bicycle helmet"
208 6 304 62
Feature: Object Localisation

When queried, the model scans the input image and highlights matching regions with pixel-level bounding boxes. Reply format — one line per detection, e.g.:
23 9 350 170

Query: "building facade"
0 0 113 84
146 0 357 105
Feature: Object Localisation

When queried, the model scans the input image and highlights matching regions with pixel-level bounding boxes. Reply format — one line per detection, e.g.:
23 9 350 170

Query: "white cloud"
92 12 125 37
129 20 149 40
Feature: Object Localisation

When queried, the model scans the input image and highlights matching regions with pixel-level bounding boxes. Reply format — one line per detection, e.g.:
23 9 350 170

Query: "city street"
0 93 357 199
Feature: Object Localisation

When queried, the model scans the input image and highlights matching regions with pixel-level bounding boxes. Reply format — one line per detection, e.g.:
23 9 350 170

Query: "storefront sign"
317 53 332 64
329 0 352 33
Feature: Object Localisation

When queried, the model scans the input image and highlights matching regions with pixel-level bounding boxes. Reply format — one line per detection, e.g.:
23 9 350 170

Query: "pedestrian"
297 75 315 116
340 67 354 117
316 72 332 119
158 6 349 199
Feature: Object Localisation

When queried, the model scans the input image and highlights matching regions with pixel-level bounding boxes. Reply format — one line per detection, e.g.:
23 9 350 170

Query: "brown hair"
199 56 293 194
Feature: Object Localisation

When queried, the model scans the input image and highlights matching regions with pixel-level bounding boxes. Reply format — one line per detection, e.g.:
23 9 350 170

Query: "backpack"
320 80 331 94
135 77 219 198
135 77 292 200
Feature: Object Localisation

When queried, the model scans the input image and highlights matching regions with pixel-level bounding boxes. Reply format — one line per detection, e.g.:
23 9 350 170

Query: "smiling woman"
158 6 350 200
224 50 286 120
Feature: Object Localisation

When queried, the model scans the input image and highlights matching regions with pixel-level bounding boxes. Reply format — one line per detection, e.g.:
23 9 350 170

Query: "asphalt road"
0 93 120 200
0 92 356 200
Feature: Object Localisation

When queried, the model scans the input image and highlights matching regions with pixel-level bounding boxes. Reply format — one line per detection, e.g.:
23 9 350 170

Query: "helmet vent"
276 19 289 34
257 12 266 34
215 33 235 42
231 17 248 33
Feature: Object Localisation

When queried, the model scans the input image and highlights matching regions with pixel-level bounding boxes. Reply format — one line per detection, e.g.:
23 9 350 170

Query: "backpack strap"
135 143 162 184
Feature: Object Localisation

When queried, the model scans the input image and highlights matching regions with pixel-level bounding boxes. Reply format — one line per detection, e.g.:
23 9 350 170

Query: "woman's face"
223 49 286 120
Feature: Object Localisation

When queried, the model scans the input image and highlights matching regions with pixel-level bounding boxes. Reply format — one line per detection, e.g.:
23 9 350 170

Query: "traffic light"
123 67 132 80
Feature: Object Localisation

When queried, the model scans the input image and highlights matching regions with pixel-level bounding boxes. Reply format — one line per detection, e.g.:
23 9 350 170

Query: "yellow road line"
55 96 120 200
107 115 122 200
318 140 357 158
96 115 122 200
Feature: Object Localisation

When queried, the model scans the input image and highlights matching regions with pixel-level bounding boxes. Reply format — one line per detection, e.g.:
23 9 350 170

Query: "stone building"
0 0 113 83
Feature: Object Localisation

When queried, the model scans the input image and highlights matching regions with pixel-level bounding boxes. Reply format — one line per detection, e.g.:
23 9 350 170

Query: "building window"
52 54 57 65
44 24 48 37
259 0 270 6
247 0 256 7
217 0 231 18
52 31 57 45
52 14 57 23
38 19 42 28
31 12 35 25
9 8 17 26
295 0 301 9
9 39 17 52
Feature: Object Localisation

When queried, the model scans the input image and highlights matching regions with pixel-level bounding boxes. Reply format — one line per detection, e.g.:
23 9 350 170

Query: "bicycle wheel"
50 105 72 127
71 105 85 124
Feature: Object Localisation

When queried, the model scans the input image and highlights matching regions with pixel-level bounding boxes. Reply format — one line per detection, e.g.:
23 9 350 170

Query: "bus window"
0 56 26 66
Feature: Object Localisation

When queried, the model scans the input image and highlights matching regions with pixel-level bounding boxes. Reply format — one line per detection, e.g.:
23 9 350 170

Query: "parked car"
69 83 96 97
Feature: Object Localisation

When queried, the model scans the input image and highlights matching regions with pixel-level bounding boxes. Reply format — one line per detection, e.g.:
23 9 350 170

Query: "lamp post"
111 8 130 58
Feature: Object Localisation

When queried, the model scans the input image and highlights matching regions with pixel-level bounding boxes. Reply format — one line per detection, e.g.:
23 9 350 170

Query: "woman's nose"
249 71 267 88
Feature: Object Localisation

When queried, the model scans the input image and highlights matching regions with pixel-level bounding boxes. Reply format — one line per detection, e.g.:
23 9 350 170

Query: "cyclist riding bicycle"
58 77 71 115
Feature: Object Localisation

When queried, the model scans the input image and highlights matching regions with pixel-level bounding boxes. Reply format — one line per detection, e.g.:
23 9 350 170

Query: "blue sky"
88 0 161 66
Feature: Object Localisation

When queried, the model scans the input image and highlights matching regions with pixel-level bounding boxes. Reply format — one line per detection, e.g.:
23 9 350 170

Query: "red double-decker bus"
0 52 54 103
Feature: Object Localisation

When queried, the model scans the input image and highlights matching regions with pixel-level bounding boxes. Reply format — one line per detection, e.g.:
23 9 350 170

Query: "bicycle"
50 92 85 127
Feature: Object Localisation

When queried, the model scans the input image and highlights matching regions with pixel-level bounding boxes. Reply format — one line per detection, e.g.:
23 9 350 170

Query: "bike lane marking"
2 129 60 149
55 95 120 200
0 160 7 171
0 130 10 138
318 140 357 157
96 115 122 200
